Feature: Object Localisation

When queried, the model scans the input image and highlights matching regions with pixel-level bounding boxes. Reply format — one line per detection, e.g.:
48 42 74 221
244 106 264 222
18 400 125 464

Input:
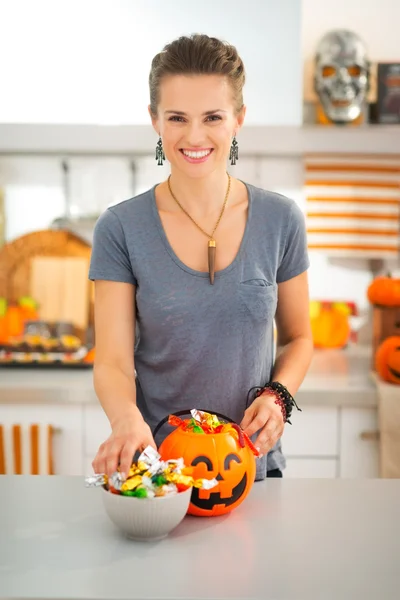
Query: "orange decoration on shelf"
310 303 351 349
83 347 96 363
367 274 400 307
159 413 256 517
375 336 400 385
3 304 25 339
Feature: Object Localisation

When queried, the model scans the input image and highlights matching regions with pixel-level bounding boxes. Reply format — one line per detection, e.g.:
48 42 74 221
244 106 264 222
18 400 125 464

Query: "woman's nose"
185 122 206 147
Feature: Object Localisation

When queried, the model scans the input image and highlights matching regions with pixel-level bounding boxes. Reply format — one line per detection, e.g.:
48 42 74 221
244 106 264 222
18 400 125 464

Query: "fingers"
106 440 122 477
241 409 269 439
240 409 253 432
143 430 157 451
91 429 157 478
254 419 284 456
92 441 107 475
119 441 138 479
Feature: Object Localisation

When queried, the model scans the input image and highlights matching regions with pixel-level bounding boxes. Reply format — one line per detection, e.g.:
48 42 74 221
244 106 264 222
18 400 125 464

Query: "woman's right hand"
92 407 157 478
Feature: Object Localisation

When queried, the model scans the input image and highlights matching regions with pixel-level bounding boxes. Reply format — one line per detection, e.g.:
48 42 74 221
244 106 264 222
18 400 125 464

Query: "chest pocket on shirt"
238 280 277 323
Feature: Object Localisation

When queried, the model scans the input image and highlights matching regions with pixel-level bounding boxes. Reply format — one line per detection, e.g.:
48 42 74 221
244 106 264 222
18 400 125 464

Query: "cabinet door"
281 407 339 457
0 404 83 475
339 408 379 478
83 405 112 461
284 458 338 478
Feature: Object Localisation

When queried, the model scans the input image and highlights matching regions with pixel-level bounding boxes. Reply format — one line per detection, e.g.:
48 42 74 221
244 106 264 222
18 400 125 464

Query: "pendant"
208 239 216 285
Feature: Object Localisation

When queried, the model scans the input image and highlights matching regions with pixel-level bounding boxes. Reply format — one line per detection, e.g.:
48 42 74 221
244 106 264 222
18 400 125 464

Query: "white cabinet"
284 458 338 478
280 407 339 478
339 408 379 478
0 402 380 478
0 404 83 475
281 406 379 478
281 407 339 457
83 405 112 473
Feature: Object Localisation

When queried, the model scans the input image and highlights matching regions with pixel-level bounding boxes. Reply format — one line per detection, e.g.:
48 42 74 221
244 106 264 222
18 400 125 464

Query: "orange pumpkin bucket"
375 336 400 384
155 409 259 517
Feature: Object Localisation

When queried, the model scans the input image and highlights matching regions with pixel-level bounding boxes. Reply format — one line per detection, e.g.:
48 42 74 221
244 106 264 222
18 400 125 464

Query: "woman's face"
150 74 245 178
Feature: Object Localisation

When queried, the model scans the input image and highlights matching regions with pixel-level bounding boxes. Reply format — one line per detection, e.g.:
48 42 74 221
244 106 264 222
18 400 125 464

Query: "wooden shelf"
0 123 398 156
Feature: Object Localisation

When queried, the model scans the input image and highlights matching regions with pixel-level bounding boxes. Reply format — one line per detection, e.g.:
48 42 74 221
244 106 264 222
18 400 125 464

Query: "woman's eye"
168 115 222 123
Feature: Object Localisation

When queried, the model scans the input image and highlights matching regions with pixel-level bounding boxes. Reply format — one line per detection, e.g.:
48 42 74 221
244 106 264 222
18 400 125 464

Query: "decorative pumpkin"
310 303 350 348
83 347 96 363
0 317 7 344
3 304 25 339
367 274 400 307
375 336 400 384
157 411 256 517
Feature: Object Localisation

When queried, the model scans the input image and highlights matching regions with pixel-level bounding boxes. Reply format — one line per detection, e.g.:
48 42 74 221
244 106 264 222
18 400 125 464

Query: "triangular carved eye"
191 455 213 471
224 453 242 470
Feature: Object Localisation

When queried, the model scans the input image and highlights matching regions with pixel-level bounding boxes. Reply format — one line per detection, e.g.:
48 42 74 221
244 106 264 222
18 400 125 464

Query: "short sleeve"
276 201 310 284
89 208 137 285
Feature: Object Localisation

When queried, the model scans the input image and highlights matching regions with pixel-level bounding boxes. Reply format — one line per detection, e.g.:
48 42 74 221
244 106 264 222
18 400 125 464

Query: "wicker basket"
0 230 94 330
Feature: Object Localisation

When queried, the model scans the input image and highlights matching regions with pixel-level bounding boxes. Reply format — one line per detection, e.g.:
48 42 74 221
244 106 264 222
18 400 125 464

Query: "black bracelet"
246 381 302 425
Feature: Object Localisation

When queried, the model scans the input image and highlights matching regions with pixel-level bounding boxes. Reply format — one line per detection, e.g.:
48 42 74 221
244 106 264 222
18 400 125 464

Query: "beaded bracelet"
247 381 302 425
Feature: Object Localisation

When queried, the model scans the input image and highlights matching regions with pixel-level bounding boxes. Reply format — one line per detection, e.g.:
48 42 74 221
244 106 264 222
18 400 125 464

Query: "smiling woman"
88 34 314 483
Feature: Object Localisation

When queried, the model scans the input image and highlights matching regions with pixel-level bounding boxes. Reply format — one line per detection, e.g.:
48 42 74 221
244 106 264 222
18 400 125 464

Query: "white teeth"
182 149 211 159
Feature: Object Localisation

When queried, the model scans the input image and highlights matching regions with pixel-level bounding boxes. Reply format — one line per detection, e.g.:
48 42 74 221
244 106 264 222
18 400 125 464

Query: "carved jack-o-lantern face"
375 336 400 385
387 347 400 383
159 428 256 517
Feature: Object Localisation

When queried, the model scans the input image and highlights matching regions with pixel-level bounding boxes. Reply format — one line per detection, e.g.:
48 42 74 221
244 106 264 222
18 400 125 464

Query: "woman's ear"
148 105 159 135
236 104 246 132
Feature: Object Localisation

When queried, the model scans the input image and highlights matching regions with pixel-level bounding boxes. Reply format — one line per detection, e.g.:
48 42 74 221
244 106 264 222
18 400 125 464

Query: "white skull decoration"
314 30 370 124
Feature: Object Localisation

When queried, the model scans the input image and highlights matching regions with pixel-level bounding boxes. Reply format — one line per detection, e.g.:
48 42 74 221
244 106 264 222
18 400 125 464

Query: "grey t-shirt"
89 182 309 479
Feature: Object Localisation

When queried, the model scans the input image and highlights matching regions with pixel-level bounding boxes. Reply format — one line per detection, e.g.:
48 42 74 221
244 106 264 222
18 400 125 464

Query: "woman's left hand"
240 393 285 457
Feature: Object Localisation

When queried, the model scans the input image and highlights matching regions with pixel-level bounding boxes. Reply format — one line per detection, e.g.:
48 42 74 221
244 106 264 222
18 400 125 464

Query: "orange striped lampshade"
0 424 54 475
305 155 400 258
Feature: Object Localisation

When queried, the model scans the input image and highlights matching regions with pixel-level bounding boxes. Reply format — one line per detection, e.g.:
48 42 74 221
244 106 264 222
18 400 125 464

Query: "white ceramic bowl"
101 486 192 541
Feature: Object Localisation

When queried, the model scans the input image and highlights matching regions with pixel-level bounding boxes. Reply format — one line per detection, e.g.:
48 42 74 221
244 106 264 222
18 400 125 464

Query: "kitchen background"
0 0 399 479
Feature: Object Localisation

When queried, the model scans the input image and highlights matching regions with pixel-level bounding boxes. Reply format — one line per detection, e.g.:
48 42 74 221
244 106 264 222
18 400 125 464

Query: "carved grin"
191 473 247 510
388 366 400 380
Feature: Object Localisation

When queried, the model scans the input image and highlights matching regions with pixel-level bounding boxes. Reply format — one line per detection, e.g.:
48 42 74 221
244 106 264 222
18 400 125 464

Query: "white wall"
302 0 400 60
302 0 400 101
0 0 301 126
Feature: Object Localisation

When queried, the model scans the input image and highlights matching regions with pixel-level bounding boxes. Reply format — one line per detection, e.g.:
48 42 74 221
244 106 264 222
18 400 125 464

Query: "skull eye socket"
347 65 361 77
322 65 336 77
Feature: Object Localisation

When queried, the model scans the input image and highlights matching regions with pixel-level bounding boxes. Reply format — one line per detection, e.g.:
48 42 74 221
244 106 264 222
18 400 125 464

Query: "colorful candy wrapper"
85 445 218 498
191 409 221 430
169 409 260 457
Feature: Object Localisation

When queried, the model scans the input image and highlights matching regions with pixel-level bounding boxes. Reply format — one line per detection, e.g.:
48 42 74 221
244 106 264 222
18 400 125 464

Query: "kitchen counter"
1 476 399 600
0 345 377 407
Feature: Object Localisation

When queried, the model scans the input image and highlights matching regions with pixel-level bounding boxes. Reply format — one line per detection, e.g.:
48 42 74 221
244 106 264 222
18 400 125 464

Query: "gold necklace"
167 173 231 285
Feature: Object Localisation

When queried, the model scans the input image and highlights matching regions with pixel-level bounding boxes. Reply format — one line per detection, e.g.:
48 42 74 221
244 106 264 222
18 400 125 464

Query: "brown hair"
149 34 246 116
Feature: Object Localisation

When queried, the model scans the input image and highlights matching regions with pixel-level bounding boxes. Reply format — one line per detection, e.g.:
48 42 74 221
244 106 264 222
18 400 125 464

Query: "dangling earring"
229 135 239 166
155 136 165 166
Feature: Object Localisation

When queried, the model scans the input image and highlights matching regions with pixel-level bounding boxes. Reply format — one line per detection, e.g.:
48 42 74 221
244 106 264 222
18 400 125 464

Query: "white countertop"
1 475 399 600
0 345 377 407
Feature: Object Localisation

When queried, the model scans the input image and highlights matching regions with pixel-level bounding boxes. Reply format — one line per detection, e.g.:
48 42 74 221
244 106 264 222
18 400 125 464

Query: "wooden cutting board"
30 256 90 330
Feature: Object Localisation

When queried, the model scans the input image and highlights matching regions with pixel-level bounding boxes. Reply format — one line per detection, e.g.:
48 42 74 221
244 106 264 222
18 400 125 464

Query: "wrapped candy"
85 445 218 498
166 410 259 456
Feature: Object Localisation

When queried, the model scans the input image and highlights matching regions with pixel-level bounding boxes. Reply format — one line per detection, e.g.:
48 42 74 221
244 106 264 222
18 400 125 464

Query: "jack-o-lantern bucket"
155 409 258 517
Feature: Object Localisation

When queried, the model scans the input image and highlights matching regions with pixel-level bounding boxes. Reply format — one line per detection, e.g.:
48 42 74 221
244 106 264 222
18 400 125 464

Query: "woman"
89 34 313 481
